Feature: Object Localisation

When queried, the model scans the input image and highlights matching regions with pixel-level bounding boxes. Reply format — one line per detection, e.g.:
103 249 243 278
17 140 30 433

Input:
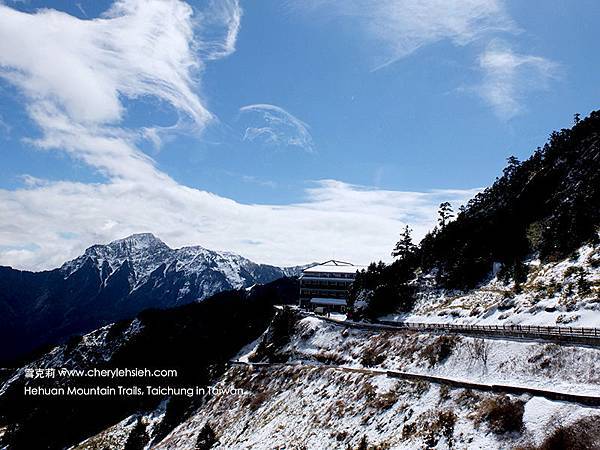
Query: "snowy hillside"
154 366 598 449
66 311 600 449
383 240 600 327
0 279 295 449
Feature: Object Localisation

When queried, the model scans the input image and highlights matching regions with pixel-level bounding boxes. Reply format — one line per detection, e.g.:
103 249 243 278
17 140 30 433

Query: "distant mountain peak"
60 233 302 295
85 232 169 253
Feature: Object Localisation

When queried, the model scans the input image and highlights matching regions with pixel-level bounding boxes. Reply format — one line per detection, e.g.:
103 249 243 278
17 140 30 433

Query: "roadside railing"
306 312 600 345
377 320 600 338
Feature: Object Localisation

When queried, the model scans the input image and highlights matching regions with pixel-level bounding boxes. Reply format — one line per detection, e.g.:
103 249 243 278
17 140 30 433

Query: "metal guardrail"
307 313 600 345
376 320 600 338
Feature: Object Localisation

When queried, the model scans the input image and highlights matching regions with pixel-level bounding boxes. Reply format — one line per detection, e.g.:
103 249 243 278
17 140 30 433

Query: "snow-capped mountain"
61 233 300 298
0 233 302 364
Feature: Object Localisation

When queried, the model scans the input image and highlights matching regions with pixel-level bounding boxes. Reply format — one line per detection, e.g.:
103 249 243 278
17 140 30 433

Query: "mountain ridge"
60 232 302 291
0 233 303 364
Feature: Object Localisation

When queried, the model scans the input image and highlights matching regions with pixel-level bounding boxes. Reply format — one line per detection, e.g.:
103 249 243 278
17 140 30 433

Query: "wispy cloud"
476 41 560 119
291 0 514 69
241 175 278 189
0 0 241 181
0 0 213 128
0 114 10 135
196 0 242 60
239 104 315 152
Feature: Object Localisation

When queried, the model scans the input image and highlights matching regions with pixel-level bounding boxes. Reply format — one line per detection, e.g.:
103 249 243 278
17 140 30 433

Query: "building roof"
302 259 365 274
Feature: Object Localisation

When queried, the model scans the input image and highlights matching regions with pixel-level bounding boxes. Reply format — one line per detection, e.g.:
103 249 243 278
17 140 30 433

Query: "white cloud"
0 1 479 271
0 0 213 127
292 0 514 69
0 0 241 181
0 178 478 270
196 0 242 60
239 104 315 152
240 175 278 188
477 41 559 118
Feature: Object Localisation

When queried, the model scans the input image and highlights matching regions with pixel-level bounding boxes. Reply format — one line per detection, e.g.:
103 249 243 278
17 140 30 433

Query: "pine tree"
124 418 149 450
437 202 454 229
392 225 416 259
503 156 521 179
196 422 218 450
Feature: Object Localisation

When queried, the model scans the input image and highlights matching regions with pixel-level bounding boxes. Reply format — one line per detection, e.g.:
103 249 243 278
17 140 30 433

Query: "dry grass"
313 351 345 365
438 384 451 404
474 394 524 434
420 335 458 367
244 391 270 411
370 390 398 410
516 415 600 450
361 345 386 367
402 409 457 447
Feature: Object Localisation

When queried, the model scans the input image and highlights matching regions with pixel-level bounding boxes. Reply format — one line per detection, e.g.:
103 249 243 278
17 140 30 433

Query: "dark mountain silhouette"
0 277 299 450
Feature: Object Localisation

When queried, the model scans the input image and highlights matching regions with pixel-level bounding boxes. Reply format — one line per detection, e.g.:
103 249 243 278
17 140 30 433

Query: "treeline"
351 111 600 318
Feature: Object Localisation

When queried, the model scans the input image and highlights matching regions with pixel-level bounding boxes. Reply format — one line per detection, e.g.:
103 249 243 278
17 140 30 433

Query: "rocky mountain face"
0 233 301 364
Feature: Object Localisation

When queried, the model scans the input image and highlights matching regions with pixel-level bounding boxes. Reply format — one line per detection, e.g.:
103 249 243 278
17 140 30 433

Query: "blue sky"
0 0 598 269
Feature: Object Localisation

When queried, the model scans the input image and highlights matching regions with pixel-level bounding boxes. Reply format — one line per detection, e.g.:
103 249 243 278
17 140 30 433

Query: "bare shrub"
516 415 600 450
438 384 451 404
538 416 600 450
195 422 218 450
361 346 386 367
356 435 368 450
357 381 376 402
475 395 524 434
420 336 458 367
123 418 149 450
331 430 348 442
370 390 398 410
456 389 481 407
402 409 457 447
313 351 345 365
245 391 270 411
466 338 491 374
411 380 430 397
435 410 457 445
333 399 346 418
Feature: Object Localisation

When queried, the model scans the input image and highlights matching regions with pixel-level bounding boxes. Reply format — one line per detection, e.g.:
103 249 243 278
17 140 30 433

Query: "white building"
298 260 364 312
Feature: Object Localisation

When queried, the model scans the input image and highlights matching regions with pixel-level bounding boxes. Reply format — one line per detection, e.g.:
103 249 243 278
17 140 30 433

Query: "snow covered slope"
383 240 600 327
147 313 600 449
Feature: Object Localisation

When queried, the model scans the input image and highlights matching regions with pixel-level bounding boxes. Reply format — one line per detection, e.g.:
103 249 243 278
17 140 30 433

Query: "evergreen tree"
392 225 416 259
124 418 149 450
503 155 521 179
195 422 218 450
437 202 454 229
